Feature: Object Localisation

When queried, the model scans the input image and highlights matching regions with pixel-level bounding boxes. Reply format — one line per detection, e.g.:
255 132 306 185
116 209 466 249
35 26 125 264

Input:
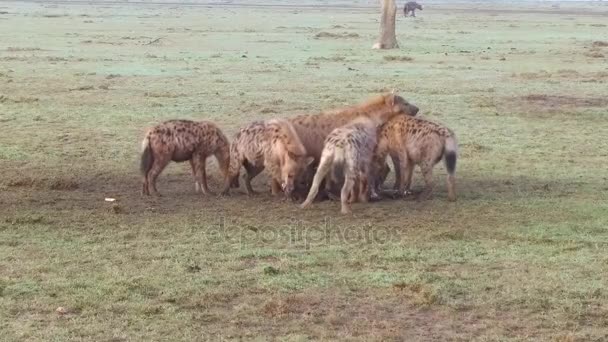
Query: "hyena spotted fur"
300 117 381 214
140 120 230 196
404 1 423 17
289 93 419 200
222 119 314 196
373 115 458 201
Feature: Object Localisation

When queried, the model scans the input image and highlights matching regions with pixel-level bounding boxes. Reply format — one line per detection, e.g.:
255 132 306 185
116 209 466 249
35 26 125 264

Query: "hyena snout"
281 181 295 195
408 104 419 116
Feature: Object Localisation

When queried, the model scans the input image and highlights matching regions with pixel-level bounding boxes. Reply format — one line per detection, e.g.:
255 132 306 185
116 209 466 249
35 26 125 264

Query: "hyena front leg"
271 179 281 195
390 152 401 191
190 159 201 193
267 162 282 196
243 161 263 196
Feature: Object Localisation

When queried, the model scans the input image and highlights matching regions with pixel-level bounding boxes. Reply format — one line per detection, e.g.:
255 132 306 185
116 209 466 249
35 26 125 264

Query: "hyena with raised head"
300 117 381 214
140 120 230 196
289 92 419 200
222 119 314 197
373 115 458 201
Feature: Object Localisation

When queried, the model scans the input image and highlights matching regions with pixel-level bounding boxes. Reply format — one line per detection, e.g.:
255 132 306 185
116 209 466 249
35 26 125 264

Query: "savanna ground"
1 0 608 340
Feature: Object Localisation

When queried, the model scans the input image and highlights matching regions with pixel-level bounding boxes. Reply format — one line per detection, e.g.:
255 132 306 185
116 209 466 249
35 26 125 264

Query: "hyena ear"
386 92 396 107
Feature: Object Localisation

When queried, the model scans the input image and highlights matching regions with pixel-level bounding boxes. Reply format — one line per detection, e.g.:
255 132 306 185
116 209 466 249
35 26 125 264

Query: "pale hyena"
300 117 381 214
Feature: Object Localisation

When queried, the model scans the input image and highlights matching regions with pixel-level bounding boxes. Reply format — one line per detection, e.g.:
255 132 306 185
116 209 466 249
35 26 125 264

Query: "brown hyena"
140 120 230 196
404 1 423 17
300 117 381 214
372 115 458 201
289 93 419 199
221 119 314 197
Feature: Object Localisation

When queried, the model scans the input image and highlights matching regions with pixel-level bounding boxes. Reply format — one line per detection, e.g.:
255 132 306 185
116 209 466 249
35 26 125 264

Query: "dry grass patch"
383 55 414 62
314 31 360 39
522 94 608 108
592 41 608 47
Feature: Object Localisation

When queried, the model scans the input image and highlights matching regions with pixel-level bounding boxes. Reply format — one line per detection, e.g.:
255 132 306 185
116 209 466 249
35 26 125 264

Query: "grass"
1 0 608 340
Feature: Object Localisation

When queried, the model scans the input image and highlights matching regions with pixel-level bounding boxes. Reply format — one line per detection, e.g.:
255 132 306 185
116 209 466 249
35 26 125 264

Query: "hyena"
404 1 423 17
289 93 419 199
373 115 458 201
300 117 381 214
140 120 230 196
221 119 314 197
289 93 419 164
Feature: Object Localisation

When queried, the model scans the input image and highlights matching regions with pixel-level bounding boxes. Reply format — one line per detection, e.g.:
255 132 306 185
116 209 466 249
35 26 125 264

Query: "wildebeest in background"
404 1 422 17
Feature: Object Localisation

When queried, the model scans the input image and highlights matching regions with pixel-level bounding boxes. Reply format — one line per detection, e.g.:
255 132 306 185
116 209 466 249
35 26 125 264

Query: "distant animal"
372 115 457 201
300 117 382 214
404 1 422 17
289 93 419 200
221 119 314 197
140 120 230 196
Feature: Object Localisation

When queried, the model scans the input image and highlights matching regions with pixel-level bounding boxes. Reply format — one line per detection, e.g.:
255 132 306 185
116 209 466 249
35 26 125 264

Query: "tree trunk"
373 0 399 49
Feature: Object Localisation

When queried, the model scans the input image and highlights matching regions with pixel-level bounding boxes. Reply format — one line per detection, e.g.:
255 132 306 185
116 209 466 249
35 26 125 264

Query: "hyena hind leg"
418 161 435 200
193 154 213 195
340 175 356 214
147 156 171 196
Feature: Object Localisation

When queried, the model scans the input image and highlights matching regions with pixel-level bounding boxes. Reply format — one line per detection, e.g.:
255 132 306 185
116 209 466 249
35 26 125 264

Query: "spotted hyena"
140 120 230 196
404 1 422 17
289 93 419 199
373 115 458 201
300 117 381 214
222 119 314 197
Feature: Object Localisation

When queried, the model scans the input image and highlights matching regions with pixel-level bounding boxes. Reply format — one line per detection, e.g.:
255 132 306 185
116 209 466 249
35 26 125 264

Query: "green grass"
1 1 608 340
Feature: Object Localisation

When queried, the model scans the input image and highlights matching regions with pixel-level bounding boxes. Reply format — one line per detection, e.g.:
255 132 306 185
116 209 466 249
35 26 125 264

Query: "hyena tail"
301 149 334 209
443 134 458 201
140 135 154 175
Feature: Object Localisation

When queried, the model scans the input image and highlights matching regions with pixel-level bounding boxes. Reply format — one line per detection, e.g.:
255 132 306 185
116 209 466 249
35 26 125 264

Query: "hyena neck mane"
267 119 307 157
354 93 403 120
323 94 400 125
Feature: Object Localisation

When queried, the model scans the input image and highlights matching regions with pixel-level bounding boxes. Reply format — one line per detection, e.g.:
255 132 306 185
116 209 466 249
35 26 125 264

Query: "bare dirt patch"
592 41 608 48
5 176 79 191
383 55 414 62
585 51 605 58
522 94 608 108
314 31 360 39
0 95 39 104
